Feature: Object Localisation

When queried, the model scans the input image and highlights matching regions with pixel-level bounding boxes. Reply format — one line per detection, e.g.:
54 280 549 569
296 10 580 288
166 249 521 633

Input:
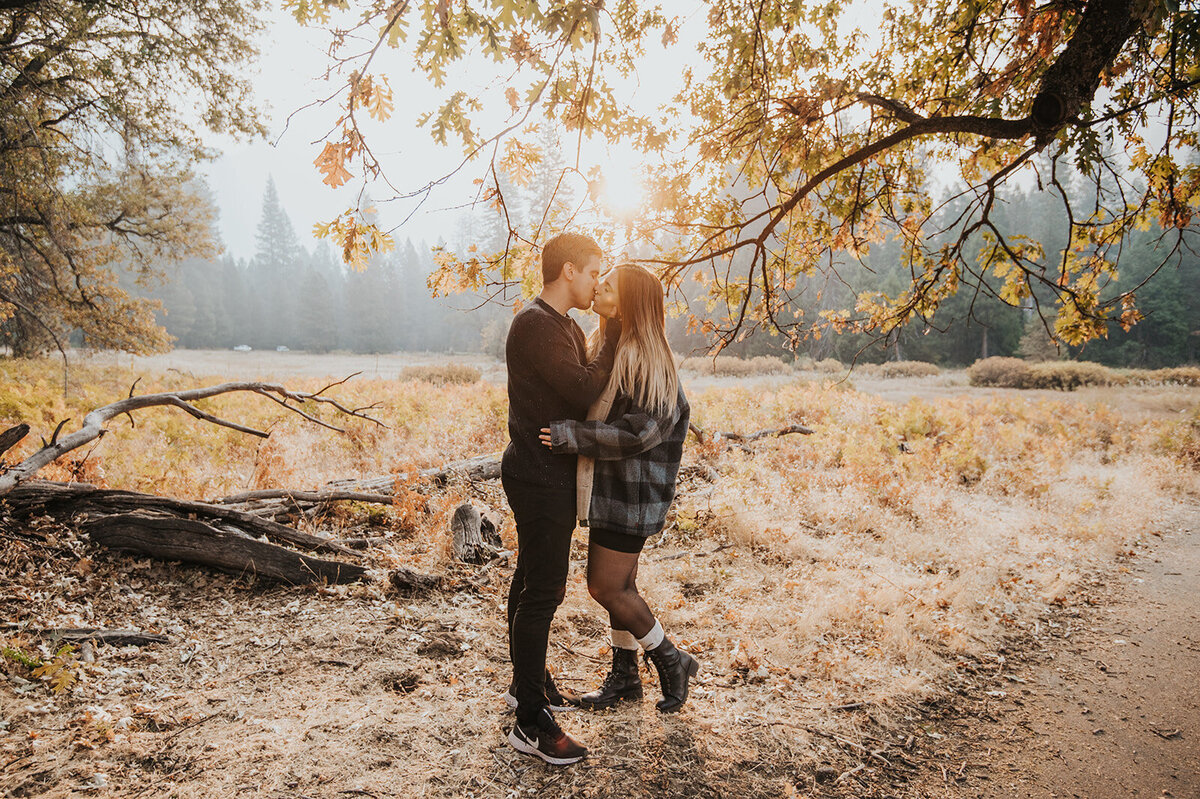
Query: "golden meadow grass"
2 355 1197 797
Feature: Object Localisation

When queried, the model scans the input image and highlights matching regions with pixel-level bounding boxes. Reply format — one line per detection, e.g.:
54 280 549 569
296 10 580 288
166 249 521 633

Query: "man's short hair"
541 232 603 285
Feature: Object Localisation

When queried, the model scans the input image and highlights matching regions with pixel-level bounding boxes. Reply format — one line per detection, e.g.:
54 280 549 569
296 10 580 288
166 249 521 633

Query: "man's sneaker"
503 671 578 712
507 708 587 765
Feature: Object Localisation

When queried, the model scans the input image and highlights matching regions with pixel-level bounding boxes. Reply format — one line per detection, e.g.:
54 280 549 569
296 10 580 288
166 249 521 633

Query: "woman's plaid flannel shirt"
548 386 689 538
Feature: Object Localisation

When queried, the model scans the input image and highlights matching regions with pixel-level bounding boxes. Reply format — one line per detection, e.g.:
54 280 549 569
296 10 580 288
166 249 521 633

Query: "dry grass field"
2 350 1198 798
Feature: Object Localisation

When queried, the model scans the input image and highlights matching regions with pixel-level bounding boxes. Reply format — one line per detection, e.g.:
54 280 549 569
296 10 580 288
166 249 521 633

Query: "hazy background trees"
140 173 1199 368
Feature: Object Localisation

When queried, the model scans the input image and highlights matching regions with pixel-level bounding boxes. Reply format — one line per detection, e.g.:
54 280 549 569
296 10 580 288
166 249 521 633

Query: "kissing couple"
501 232 699 765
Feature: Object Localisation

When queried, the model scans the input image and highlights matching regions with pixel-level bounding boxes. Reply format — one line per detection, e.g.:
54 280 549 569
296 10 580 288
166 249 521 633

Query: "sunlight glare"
597 149 646 221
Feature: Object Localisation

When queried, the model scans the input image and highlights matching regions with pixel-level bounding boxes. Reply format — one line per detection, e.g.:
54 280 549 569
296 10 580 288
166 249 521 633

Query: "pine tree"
249 176 305 348
296 270 338 353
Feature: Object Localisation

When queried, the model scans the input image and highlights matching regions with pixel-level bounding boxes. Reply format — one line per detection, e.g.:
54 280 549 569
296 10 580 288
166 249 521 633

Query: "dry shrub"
971 358 1125 391
1024 361 1121 390
672 382 1197 719
0 362 508 499
1132 364 1200 383
867 360 941 379
1153 407 1200 467
678 355 793 377
790 355 816 370
966 356 1030 387
813 357 844 373
398 363 481 385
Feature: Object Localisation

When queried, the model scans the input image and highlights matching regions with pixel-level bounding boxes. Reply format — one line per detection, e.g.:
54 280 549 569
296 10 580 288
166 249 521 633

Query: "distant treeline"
146 177 1199 368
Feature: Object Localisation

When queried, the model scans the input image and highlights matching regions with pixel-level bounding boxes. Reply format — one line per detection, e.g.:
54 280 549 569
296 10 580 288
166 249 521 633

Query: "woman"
539 264 698 713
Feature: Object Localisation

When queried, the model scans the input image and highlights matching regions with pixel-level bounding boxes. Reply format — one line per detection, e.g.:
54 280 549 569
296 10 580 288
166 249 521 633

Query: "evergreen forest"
141 174 1199 369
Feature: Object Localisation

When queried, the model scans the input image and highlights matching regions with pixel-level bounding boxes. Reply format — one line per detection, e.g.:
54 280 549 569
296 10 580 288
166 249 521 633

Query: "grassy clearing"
1 355 1197 797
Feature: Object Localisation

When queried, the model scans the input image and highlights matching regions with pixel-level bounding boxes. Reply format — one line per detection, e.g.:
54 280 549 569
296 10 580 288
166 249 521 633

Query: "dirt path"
905 515 1200 799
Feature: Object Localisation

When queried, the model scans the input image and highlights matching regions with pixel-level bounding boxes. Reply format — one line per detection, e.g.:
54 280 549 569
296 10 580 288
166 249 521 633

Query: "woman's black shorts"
588 527 646 554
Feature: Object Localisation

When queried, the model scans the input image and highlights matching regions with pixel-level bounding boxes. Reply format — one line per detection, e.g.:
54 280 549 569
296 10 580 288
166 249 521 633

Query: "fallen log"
213 453 503 521
689 422 814 445
5 481 360 558
82 513 367 585
0 379 378 585
210 488 399 506
323 453 504 495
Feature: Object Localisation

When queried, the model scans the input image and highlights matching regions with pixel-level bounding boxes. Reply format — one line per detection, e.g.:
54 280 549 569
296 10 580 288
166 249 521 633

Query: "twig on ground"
162 711 231 745
653 543 733 562
1150 727 1182 739
837 762 867 783
552 641 607 662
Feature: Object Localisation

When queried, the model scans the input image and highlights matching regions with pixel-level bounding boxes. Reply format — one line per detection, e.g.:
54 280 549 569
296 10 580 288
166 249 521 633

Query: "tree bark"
1031 0 1149 137
0 624 169 647
388 566 443 594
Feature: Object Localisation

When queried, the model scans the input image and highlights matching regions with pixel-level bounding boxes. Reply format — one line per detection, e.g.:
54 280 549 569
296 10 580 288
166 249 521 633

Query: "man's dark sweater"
502 297 619 492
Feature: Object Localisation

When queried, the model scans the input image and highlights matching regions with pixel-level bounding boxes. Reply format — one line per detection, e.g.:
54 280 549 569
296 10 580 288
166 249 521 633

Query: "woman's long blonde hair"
589 264 678 415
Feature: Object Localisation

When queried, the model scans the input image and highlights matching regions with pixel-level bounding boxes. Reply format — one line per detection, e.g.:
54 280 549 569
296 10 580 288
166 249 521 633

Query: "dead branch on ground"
689 422 814 447
1 624 169 647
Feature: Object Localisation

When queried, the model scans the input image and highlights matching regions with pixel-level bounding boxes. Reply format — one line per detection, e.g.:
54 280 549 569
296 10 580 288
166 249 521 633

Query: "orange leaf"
313 142 353 188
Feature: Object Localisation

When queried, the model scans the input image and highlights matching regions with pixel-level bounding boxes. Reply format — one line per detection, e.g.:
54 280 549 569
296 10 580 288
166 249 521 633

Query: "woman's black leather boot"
577 647 642 710
645 636 699 713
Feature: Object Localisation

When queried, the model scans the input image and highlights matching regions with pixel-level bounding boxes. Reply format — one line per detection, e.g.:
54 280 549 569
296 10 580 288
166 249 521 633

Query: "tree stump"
450 503 502 564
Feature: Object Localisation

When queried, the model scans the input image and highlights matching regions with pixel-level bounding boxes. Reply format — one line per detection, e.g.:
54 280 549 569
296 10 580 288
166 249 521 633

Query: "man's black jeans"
503 474 576 724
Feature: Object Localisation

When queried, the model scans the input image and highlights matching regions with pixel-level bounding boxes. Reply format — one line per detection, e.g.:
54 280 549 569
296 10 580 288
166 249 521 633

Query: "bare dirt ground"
891 513 1200 799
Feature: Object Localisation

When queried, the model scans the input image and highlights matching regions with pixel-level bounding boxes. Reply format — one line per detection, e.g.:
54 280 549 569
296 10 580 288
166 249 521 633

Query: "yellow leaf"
369 78 395 121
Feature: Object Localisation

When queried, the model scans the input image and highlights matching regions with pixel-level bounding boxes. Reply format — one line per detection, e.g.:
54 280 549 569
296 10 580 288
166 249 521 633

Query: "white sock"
636 620 664 651
611 629 638 651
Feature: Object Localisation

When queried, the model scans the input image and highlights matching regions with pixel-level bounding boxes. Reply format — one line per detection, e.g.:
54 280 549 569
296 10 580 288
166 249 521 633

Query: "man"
503 232 620 765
